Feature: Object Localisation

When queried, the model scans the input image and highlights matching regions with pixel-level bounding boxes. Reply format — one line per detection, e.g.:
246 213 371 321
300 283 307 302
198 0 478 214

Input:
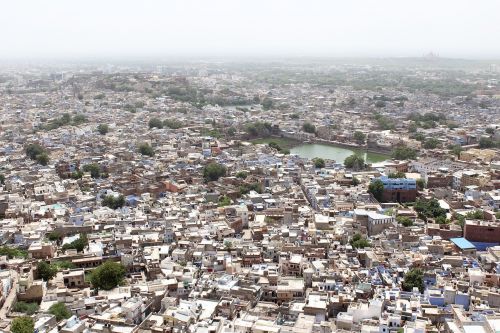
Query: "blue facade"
455 293 470 310
377 176 416 190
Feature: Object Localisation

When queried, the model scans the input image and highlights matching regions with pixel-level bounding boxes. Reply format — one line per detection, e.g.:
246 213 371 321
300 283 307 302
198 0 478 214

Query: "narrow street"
0 270 18 320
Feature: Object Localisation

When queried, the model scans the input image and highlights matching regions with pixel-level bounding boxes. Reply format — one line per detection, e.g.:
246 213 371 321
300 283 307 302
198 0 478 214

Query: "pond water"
290 143 388 164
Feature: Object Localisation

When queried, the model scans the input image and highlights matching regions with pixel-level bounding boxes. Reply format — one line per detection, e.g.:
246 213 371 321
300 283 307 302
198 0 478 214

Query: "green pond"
290 143 388 164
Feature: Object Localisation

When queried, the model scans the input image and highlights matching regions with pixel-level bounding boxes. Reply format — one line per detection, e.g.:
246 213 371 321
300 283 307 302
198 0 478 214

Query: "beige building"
460 148 497 162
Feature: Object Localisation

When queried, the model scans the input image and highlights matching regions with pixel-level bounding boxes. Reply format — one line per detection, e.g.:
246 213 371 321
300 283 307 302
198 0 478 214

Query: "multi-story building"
374 177 417 202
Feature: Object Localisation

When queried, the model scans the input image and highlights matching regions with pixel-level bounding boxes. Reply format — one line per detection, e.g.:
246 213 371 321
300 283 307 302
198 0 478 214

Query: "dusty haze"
1 0 499 59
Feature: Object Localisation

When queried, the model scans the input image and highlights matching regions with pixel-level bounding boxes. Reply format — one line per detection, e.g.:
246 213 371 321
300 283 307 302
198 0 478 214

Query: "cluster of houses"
0 63 499 333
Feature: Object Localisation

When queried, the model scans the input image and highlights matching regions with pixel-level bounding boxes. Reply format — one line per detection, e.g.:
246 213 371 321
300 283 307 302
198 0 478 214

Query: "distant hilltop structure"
423 51 440 60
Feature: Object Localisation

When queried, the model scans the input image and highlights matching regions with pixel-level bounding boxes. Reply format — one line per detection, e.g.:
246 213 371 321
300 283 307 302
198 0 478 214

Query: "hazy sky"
1 0 499 59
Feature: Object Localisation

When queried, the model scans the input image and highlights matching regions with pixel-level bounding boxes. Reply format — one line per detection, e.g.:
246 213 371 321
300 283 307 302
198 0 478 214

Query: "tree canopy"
97 124 109 135
414 199 447 222
90 261 126 290
350 234 371 249
0 246 27 259
261 98 274 110
148 117 164 129
49 302 72 321
163 119 184 129
203 162 227 181
138 143 155 157
25 143 50 165
37 261 58 281
368 179 384 202
388 171 406 178
402 269 424 293
397 216 414 227
82 163 101 178
353 131 366 144
235 171 248 179
423 138 440 149
11 316 34 333
479 137 498 149
344 154 365 170
392 146 417 160
61 233 88 252
302 122 316 134
312 157 325 168
449 144 462 157
13 302 39 315
102 195 125 210
245 121 273 138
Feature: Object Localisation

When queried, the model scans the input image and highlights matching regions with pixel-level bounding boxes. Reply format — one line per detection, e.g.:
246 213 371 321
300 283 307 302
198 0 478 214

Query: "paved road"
0 270 18 320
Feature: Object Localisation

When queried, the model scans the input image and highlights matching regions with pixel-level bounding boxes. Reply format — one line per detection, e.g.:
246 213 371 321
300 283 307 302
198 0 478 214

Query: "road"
0 270 18 320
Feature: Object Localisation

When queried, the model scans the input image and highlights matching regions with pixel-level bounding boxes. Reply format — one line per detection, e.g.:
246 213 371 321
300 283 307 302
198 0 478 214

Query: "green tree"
402 269 424 293
25 143 50 164
412 133 426 142
13 302 39 315
54 261 76 270
414 199 447 222
449 144 462 157
466 210 484 220
239 183 262 196
46 231 62 241
203 162 227 181
224 240 233 250
218 195 231 207
82 163 101 178
388 171 406 178
352 177 360 186
435 215 449 224
485 127 495 135
163 119 183 129
48 302 72 321
353 131 366 144
397 216 414 227
235 171 248 179
350 234 371 249
302 122 316 134
374 100 386 108
261 98 274 110
0 174 4 184
148 117 163 129
479 137 495 148
344 154 365 170
392 146 417 160
72 114 87 125
268 141 282 151
138 143 155 157
37 261 58 281
416 178 426 190
62 233 88 252
368 179 384 202
90 261 126 290
245 121 273 138
36 153 50 166
0 246 27 259
11 316 34 333
102 195 125 210
423 138 439 149
227 127 237 136
312 158 325 168
97 124 109 135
